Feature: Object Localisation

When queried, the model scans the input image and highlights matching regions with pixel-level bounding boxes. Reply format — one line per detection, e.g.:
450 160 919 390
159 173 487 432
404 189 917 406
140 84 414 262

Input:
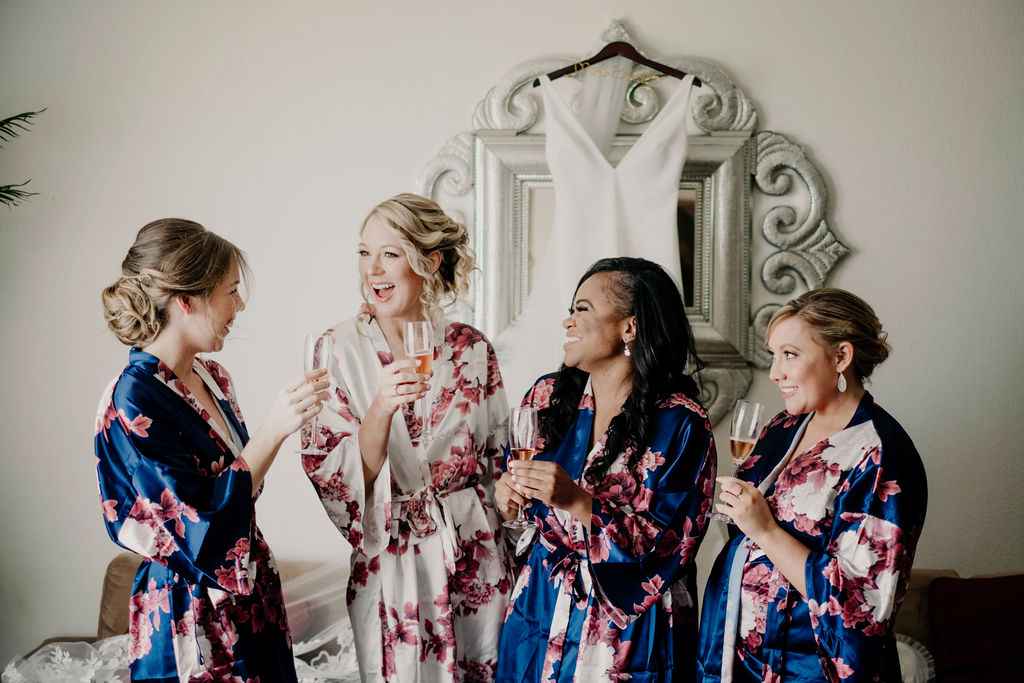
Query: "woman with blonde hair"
697 288 927 682
302 193 512 682
95 218 328 681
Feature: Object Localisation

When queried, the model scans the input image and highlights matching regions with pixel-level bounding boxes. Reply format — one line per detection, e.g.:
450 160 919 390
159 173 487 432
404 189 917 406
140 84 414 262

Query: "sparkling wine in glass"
403 320 433 443
303 332 334 455
504 405 539 530
711 399 766 523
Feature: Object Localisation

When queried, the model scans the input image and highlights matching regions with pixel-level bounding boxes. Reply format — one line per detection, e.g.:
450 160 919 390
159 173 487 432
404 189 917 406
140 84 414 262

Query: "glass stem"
421 394 430 441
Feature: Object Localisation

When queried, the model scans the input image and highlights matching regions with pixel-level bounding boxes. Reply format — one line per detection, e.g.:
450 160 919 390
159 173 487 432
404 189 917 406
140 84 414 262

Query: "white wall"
1 0 1021 665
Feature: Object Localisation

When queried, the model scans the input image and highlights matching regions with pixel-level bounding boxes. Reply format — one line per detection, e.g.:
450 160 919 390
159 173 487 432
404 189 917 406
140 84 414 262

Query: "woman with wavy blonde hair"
95 218 328 681
302 193 512 682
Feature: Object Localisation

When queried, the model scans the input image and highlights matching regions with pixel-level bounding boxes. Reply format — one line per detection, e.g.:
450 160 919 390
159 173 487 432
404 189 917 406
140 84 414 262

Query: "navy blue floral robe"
697 393 927 682
497 375 717 682
94 349 296 682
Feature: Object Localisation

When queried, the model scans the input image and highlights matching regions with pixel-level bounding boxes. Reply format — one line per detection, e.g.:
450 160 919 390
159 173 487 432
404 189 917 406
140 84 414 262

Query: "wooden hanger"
533 41 701 88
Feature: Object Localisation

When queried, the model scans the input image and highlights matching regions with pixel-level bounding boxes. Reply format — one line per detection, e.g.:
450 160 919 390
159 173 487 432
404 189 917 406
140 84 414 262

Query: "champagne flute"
403 320 433 443
302 332 334 455
711 399 766 523
504 405 539 530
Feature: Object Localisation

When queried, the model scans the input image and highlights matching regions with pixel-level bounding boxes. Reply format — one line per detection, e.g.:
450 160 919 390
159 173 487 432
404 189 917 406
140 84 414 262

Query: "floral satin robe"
302 316 512 682
697 393 928 682
497 376 717 682
94 350 296 682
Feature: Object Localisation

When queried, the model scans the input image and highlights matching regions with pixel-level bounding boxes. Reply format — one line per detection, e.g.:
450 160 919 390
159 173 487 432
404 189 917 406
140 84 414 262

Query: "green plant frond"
0 109 46 146
0 180 38 207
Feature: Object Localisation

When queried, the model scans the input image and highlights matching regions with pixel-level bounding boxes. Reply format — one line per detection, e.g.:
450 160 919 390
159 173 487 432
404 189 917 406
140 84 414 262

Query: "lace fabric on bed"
2 563 360 683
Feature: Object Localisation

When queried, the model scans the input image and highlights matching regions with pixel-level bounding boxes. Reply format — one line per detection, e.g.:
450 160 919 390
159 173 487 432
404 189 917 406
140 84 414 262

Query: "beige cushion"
95 552 333 640
96 553 144 639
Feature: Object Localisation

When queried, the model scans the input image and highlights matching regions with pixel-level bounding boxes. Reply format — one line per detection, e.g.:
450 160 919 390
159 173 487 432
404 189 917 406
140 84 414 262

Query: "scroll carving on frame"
416 22 848 425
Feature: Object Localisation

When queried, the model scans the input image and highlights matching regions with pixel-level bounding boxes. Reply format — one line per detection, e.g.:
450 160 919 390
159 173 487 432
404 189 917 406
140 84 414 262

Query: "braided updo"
101 219 249 348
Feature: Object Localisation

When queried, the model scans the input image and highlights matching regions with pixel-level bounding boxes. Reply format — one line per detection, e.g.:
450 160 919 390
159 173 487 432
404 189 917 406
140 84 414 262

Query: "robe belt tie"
392 486 470 573
543 545 593 605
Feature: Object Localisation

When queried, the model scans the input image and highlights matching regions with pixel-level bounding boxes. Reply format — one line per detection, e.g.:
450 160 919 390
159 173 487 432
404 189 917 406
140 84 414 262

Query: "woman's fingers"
509 461 560 500
286 369 327 392
300 389 328 411
388 378 428 403
714 477 769 530
716 476 746 502
504 475 529 506
392 372 427 391
387 361 429 401
285 373 329 413
292 378 330 409
373 360 431 415
495 473 529 516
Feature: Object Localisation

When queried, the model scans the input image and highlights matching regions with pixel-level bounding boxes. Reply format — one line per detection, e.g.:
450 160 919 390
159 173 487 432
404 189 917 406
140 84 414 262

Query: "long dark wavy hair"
535 257 705 485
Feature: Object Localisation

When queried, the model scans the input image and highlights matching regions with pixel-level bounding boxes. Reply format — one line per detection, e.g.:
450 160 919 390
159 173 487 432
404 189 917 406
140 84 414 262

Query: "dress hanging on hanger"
496 65 696 400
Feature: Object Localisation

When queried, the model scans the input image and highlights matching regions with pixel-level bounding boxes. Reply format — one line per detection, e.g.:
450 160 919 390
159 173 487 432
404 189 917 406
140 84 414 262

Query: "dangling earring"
837 372 847 393
623 340 631 357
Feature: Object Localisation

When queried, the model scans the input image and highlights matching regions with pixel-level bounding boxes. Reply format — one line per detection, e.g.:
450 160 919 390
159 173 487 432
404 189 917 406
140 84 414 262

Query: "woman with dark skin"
494 257 717 682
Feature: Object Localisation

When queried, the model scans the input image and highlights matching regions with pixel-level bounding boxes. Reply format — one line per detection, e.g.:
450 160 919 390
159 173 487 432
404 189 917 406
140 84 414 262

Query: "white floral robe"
302 315 512 682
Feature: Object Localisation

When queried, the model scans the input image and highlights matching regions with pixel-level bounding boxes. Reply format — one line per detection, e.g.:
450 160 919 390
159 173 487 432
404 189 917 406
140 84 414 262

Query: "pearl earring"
837 372 847 393
623 341 631 357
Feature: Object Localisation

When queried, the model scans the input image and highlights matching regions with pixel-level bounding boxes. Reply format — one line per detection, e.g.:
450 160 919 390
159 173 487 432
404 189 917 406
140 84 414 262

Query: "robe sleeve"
481 338 509 513
94 372 256 594
803 425 927 682
301 348 392 559
587 404 717 625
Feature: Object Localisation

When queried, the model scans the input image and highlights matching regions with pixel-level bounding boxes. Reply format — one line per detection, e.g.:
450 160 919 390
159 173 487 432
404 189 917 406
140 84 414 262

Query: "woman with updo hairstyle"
494 257 717 682
95 218 328 682
301 193 512 682
697 288 928 683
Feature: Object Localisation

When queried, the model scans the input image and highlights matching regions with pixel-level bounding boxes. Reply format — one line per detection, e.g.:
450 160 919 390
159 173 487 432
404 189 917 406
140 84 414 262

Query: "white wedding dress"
496 66 696 401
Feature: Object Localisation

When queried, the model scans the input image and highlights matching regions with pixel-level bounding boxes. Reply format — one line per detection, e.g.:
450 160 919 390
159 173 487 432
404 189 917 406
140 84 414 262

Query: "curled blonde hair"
766 287 891 382
101 218 250 348
362 193 475 318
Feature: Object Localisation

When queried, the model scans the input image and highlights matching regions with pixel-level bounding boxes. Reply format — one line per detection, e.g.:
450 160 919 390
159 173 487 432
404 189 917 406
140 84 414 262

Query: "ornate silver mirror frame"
416 23 849 425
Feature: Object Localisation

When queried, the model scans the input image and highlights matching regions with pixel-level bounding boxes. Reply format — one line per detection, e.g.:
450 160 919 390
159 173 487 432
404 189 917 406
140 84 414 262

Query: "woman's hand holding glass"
374 358 429 415
503 403 593 532
265 370 330 445
495 472 529 523
509 456 593 528
503 406 539 530
510 460 587 511
711 399 766 524
713 476 779 540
